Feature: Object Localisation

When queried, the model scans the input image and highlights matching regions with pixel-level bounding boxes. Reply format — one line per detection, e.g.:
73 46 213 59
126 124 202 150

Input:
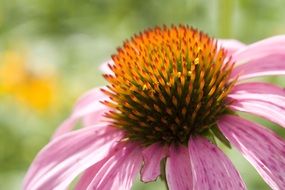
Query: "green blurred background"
0 0 285 189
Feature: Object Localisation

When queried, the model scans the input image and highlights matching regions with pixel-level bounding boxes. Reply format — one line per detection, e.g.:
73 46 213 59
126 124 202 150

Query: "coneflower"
24 25 285 190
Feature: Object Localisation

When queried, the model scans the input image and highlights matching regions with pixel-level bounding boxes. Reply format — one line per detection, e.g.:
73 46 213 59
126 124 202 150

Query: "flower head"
24 25 285 190
102 26 236 146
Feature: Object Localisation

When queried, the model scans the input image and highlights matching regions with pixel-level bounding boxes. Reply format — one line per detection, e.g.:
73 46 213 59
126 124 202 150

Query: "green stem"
218 0 234 38
160 158 169 190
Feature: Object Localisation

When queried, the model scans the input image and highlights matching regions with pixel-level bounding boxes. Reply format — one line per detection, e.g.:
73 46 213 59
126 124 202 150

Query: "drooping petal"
99 59 114 75
218 39 246 56
140 143 168 182
233 35 285 62
229 99 285 128
228 82 285 128
53 87 110 138
229 82 285 109
218 115 285 190
230 82 285 97
75 158 107 190
23 125 123 190
231 35 285 80
232 55 285 79
188 137 246 190
86 142 142 190
166 145 192 190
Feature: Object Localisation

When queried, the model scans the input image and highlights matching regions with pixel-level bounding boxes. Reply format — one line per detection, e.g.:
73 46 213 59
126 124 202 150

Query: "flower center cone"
102 25 236 146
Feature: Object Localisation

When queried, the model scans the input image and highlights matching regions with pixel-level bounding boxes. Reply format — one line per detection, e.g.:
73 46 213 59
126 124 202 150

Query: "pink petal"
230 82 285 96
232 55 285 79
218 115 285 190
86 142 142 190
99 59 114 75
229 99 285 128
23 125 123 190
233 35 285 62
188 137 246 190
140 143 168 182
218 39 246 56
231 35 285 80
75 158 108 190
166 145 192 190
229 82 285 109
53 87 110 139
228 82 285 128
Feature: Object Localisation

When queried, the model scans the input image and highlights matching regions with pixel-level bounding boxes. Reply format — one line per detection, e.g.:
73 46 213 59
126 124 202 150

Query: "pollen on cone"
102 25 236 145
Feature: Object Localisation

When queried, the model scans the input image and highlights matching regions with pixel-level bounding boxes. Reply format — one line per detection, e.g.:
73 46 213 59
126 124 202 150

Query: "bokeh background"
1 0 285 189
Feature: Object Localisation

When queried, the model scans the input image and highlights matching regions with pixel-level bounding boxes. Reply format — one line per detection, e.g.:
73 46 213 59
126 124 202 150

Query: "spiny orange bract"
102 25 236 145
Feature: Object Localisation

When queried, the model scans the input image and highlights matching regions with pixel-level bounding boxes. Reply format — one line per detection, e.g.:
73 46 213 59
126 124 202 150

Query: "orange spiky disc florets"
102 25 236 146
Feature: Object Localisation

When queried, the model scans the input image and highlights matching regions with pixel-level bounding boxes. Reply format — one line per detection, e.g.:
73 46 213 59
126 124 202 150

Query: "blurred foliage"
0 0 285 189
